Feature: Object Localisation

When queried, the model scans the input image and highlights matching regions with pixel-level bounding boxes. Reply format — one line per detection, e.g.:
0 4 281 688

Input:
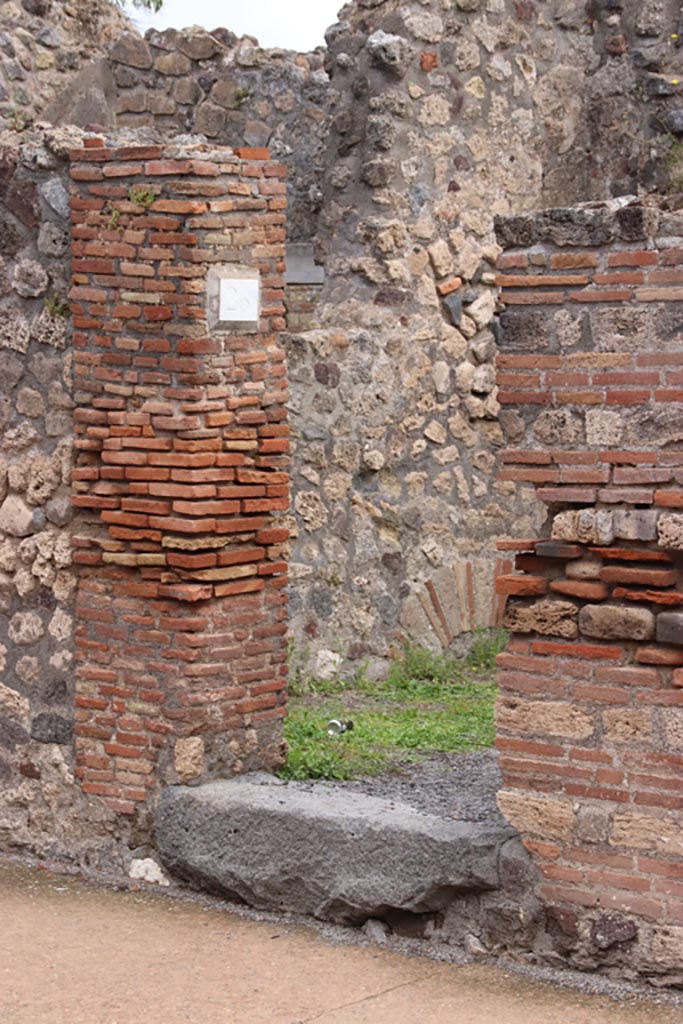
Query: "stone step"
156 773 518 925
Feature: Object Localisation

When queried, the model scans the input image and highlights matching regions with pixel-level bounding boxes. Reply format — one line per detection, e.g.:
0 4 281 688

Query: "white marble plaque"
219 277 260 323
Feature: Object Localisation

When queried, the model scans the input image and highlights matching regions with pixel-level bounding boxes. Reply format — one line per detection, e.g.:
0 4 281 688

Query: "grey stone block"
657 612 683 647
613 509 659 542
156 774 514 924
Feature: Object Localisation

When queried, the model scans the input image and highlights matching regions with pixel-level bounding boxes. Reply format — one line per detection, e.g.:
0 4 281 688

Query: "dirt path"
1 859 680 1024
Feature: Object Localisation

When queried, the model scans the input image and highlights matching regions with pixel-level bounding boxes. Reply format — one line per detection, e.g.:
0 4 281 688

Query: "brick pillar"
69 140 289 818
494 201 683 978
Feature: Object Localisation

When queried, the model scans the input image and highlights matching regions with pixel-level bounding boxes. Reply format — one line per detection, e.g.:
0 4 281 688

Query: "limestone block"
658 513 683 550
363 449 385 472
427 239 454 278
496 697 594 740
16 387 44 418
503 598 578 638
366 31 414 78
472 364 496 394
602 708 652 744
648 927 683 971
551 509 614 545
0 682 29 723
8 610 44 646
431 360 450 395
12 258 48 298
470 331 496 364
177 28 222 60
455 360 475 394
533 408 583 447
663 710 683 750
313 649 343 681
497 790 575 841
424 421 446 444
585 409 623 447
402 9 444 43
466 291 495 329
611 812 683 856
0 494 34 537
0 308 29 354
194 102 226 138
174 736 205 783
154 52 192 76
38 222 67 258
39 177 70 218
579 604 655 642
30 307 66 348
295 491 328 531
16 656 40 685
129 858 170 886
110 33 153 69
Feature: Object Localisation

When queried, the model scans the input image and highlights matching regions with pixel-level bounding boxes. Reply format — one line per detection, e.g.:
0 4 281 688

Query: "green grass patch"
279 631 505 782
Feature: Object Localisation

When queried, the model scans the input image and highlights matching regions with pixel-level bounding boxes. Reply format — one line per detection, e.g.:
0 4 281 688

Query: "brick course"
495 199 683 979
69 141 289 816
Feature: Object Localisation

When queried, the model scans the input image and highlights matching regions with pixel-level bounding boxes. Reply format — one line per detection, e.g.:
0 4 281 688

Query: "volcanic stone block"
657 612 683 646
614 510 659 543
579 604 655 642
156 775 514 923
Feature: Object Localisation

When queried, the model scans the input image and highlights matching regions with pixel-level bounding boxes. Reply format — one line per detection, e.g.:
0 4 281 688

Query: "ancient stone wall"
102 27 329 243
0 126 100 859
283 0 683 671
0 0 128 131
495 198 683 982
7 0 683 668
0 129 289 863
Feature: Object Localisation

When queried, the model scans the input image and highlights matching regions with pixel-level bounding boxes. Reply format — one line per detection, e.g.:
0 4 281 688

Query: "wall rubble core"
495 198 683 982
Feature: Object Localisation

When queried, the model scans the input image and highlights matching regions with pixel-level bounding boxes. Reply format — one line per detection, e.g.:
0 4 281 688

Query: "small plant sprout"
233 87 251 109
106 205 122 233
128 185 156 209
45 294 71 318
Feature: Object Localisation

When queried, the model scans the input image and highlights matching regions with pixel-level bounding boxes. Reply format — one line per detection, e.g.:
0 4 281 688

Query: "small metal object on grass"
326 719 354 737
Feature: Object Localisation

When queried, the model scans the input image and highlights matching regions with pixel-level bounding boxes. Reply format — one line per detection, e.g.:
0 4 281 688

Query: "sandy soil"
1 858 682 1024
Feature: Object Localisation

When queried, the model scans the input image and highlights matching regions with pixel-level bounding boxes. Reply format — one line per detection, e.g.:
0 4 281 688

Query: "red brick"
531 640 623 661
600 566 677 587
549 580 609 600
613 587 683 606
550 253 599 270
655 489 683 507
636 647 683 666
495 575 548 596
607 250 658 267
569 288 633 302
234 147 270 160
497 253 528 270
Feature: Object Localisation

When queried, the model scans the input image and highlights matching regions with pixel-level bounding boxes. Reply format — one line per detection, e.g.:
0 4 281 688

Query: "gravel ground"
312 750 505 824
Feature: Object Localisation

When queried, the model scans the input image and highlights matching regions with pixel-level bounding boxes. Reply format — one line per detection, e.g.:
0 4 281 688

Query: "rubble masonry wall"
495 198 683 982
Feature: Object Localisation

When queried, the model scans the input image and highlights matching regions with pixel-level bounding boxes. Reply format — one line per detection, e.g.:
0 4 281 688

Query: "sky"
130 0 343 51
